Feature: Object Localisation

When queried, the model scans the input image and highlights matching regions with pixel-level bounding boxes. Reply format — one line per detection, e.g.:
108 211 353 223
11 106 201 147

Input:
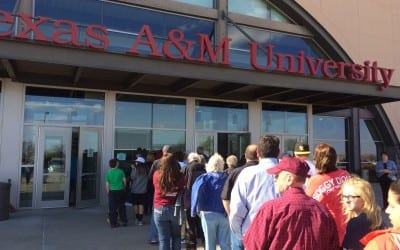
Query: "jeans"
230 230 243 250
148 212 159 242
200 211 231 250
185 209 204 249
154 205 181 250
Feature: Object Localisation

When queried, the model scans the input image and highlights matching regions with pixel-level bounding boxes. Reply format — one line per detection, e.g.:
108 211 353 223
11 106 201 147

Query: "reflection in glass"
228 0 291 22
228 24 327 70
195 100 248 131
42 176 65 201
115 129 151 149
262 103 307 134
360 119 384 176
197 134 214 157
153 130 186 153
35 0 215 55
19 167 34 207
24 87 105 126
313 116 347 140
22 126 37 165
42 130 67 201
116 94 186 129
81 175 96 200
171 0 213 8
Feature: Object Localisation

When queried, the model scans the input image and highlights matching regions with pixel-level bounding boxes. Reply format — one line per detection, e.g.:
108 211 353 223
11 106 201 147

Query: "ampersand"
162 29 195 61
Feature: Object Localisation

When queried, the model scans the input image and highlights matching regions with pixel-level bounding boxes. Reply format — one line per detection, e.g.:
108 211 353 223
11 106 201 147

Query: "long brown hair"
158 153 181 194
314 143 337 174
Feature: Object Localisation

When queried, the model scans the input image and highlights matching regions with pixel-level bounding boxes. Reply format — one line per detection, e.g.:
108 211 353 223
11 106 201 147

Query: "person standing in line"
361 179 400 249
191 153 230 250
293 142 317 177
229 135 280 247
375 151 398 208
220 144 258 250
153 153 185 250
130 156 149 226
197 146 209 163
225 155 238 175
183 152 206 250
305 143 351 245
340 176 382 250
148 145 175 244
105 158 128 228
243 157 340 250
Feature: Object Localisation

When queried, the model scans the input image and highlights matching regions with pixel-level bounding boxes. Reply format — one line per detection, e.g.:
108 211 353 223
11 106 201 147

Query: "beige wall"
296 0 400 140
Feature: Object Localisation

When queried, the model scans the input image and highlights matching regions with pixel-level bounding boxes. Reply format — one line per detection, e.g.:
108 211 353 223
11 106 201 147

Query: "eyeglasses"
342 195 361 200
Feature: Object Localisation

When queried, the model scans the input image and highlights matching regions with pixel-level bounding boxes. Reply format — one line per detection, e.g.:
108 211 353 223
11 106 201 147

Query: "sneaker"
137 220 143 226
121 222 128 227
110 224 119 228
148 240 159 245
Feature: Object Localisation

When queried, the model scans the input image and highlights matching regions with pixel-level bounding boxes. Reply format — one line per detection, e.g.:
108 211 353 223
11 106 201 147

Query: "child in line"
106 158 128 228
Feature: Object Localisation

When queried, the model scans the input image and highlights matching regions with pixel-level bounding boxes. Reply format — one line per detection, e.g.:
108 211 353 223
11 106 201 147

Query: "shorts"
131 193 146 206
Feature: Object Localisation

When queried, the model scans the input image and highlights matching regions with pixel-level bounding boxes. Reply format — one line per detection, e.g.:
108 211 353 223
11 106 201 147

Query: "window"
228 24 327 71
34 0 215 55
313 116 349 169
195 100 248 131
262 103 307 156
228 0 292 23
114 94 186 159
171 0 213 8
24 87 105 126
360 119 384 173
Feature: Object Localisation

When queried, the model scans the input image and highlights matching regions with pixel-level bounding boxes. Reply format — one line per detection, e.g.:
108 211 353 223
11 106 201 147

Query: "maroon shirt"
243 187 340 250
153 170 184 208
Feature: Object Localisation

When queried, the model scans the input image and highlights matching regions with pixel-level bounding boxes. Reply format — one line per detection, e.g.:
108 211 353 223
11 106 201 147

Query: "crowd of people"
105 136 400 250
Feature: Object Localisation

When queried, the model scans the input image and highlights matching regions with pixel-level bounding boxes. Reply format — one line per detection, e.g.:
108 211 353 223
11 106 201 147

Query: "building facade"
0 0 399 208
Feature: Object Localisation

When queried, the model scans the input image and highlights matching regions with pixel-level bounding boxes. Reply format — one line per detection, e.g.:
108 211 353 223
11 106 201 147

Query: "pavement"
0 183 391 250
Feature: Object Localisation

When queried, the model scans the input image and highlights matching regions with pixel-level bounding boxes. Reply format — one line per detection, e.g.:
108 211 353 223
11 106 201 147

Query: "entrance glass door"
37 127 71 208
195 132 216 158
76 128 102 208
217 133 250 159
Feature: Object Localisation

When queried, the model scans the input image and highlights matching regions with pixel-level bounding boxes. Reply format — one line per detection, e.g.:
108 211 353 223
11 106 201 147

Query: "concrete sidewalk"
0 183 390 250
0 207 161 250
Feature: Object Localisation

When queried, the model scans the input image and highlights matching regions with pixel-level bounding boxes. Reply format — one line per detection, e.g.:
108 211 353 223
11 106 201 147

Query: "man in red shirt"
243 157 340 250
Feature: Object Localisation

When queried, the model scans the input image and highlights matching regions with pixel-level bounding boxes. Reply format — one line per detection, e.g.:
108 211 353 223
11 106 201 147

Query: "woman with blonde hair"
361 179 400 249
305 143 351 245
341 175 382 250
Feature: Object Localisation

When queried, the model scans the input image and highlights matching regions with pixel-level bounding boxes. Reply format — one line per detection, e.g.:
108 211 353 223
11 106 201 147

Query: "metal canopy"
0 39 399 114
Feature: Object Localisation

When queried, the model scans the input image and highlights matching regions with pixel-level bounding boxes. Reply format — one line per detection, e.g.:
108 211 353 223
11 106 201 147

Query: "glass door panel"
195 132 216 158
76 128 102 208
37 127 71 208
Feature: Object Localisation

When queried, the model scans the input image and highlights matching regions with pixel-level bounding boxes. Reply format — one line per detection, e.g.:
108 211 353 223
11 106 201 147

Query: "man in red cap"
243 157 340 250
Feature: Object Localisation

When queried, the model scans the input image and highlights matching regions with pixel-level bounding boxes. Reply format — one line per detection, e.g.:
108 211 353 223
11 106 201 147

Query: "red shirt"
305 169 351 244
153 170 185 208
243 187 340 250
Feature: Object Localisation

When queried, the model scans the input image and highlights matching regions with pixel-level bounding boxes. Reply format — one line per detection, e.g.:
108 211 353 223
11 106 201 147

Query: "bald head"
245 144 258 161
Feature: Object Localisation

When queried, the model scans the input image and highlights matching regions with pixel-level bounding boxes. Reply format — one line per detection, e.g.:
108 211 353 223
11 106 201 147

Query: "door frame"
75 127 103 208
36 126 72 208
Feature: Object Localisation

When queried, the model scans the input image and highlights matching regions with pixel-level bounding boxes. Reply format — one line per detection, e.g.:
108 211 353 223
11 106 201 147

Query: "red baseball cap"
267 156 310 178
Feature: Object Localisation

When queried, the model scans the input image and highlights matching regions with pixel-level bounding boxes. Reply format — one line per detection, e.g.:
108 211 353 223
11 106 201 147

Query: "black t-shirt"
220 160 258 201
342 213 374 250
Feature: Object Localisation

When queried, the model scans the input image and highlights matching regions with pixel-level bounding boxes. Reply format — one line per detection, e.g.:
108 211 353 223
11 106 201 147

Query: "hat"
294 142 310 155
135 157 145 163
267 157 310 178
